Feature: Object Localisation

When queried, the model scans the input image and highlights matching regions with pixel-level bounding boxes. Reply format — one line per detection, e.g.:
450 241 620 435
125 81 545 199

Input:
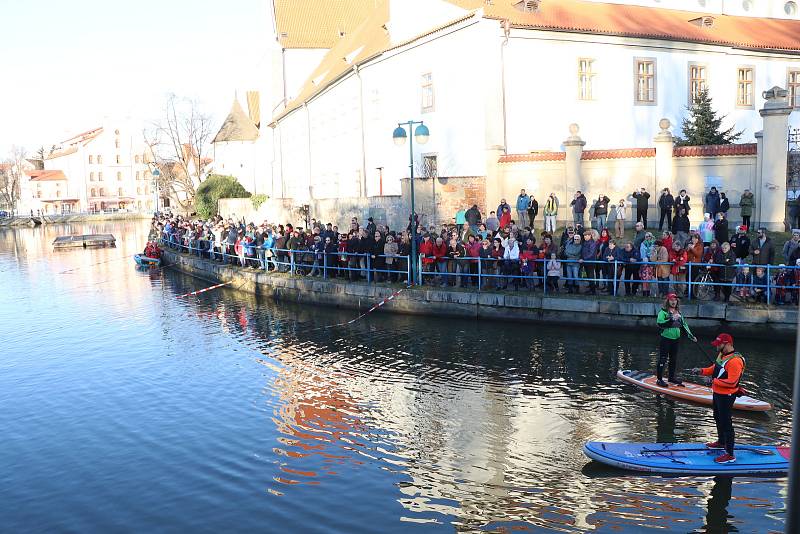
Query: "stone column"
654 118 675 194
563 123 585 225
754 130 764 228
758 87 793 231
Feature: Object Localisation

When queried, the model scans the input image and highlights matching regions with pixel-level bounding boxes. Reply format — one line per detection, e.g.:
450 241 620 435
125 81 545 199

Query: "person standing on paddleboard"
691 333 745 464
655 293 696 387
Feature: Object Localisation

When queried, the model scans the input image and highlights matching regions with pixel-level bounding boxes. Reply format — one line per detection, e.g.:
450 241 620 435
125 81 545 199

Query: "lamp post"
393 120 430 285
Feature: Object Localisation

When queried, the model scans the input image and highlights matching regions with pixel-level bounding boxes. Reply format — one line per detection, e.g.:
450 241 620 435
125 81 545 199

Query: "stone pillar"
654 118 675 195
758 87 792 231
563 123 585 224
754 130 764 228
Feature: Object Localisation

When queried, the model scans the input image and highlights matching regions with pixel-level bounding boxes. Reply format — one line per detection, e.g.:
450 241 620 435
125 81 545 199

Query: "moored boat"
134 254 161 267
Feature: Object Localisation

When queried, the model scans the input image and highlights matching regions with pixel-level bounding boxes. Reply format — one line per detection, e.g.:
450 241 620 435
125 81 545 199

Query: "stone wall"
401 175 487 228
162 248 797 340
219 195 405 229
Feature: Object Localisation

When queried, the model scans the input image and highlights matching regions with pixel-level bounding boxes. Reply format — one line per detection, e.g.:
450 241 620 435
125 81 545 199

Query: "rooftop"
25 170 67 181
213 99 260 143
273 0 380 49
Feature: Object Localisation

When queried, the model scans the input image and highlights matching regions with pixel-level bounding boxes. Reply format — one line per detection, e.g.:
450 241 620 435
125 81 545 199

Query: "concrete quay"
161 249 797 341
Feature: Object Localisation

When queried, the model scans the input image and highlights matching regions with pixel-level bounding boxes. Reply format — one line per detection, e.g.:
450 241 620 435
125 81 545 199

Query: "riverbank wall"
161 249 798 340
0 213 150 227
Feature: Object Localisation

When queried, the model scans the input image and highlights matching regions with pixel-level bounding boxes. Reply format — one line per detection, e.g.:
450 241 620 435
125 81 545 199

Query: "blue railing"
158 235 800 305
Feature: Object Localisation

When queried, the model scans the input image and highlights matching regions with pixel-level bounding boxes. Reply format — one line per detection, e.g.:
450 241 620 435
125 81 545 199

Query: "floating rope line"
308 285 413 331
59 254 135 274
176 281 232 299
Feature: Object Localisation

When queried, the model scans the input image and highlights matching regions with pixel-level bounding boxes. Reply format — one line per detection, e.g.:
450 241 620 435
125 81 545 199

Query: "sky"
0 0 271 155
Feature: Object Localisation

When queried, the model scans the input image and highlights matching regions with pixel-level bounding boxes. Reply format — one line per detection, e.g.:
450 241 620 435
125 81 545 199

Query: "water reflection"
0 221 791 532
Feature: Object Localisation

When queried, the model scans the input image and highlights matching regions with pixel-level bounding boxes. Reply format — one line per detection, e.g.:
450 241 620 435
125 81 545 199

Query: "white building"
265 0 800 205
23 121 155 214
211 95 262 195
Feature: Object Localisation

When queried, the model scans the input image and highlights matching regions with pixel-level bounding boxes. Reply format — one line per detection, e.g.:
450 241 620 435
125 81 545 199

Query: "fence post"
407 255 412 285
541 259 546 296
687 263 693 300
366 254 372 283
290 252 295 275
477 258 482 292
613 261 618 297
767 264 771 305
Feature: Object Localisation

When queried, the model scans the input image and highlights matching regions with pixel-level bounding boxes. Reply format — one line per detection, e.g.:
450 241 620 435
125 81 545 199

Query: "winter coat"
499 211 512 228
639 240 655 263
672 214 691 233
581 240 600 261
633 230 647 251
419 239 435 264
669 249 688 276
496 202 511 217
751 236 775 265
601 244 622 262
431 242 448 260
652 245 671 278
687 241 704 263
783 239 800 262
544 196 559 216
503 241 520 261
593 196 611 217
705 190 721 214
564 241 583 260
613 203 628 220
485 216 500 232
632 191 651 210
659 193 674 210
719 197 730 214
739 193 754 217
571 194 587 214
675 194 691 213
731 233 751 259
713 219 729 244
516 194 530 211
527 199 539 218
699 221 715 243
714 248 738 281
465 207 482 225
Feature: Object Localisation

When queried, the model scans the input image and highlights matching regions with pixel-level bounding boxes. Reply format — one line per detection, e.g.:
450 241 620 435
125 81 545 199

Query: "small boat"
134 254 161 267
617 370 771 412
584 441 790 475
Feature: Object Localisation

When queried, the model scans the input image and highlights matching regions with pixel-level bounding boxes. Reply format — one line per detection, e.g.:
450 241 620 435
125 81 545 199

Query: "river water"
0 220 795 532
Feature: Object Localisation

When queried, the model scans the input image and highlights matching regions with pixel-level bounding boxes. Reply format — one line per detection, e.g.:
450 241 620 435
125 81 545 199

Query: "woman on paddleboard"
655 293 696 387
691 333 745 464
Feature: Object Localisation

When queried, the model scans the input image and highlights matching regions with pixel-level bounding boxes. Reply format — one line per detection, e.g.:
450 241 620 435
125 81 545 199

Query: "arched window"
116 155 121 164
90 172 95 181
97 155 103 164
115 139 120 149
137 187 141 194
91 188 96 197
56 190 61 198
116 171 122 181
89 155 94 164
135 171 140 180
98 172 103 181
787 2 798 16
99 188 105 196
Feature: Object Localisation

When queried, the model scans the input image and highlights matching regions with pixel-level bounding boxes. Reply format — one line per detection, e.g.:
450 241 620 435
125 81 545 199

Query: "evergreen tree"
676 88 743 146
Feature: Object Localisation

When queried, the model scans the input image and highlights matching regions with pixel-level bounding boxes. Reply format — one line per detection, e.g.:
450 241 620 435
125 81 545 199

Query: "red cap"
711 333 734 347
666 292 679 300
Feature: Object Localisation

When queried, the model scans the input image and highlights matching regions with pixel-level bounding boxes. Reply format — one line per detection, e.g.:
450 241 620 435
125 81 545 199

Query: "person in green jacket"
655 292 697 387
739 190 754 231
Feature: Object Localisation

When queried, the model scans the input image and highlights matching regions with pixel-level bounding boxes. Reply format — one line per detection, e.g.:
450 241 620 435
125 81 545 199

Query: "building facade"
261 0 800 229
19 122 155 215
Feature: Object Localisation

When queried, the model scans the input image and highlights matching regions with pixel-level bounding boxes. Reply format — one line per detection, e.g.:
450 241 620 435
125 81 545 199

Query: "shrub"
251 194 268 210
195 175 251 218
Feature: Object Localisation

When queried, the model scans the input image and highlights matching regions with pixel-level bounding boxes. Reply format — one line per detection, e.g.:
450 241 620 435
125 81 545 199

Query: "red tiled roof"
25 170 67 181
499 152 566 163
62 127 103 145
674 143 757 157
582 148 656 160
451 0 800 51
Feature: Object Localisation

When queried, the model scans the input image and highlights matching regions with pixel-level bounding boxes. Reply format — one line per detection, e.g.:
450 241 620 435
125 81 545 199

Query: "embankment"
161 249 797 340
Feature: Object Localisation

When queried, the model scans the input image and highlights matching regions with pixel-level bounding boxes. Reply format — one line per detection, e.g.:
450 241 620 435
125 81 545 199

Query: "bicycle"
692 266 715 300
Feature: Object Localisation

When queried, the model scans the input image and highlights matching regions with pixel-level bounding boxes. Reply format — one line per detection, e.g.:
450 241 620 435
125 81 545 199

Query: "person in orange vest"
691 333 745 464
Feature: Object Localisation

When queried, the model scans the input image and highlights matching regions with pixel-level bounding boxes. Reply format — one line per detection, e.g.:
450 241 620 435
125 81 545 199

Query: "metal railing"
158 235 800 305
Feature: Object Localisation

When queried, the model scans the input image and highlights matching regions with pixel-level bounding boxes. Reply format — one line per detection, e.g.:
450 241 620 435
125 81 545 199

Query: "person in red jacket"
691 333 746 464
499 206 512 229
432 236 449 286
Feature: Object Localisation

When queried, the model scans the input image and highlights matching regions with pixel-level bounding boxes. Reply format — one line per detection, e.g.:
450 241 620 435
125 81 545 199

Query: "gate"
789 127 800 229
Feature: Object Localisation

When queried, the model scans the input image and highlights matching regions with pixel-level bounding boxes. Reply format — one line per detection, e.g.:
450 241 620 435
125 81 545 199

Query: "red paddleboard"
617 370 771 412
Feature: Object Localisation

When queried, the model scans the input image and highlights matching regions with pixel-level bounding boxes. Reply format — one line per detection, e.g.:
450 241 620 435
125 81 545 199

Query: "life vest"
712 351 746 395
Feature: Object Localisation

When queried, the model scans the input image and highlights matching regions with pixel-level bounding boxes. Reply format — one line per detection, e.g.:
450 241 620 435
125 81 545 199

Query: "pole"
409 124 418 285
786 299 800 533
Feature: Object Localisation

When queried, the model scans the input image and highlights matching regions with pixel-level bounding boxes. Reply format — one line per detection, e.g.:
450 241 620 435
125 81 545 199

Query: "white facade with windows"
265 0 800 203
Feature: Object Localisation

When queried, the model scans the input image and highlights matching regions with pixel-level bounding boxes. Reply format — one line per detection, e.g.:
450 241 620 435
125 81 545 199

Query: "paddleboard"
617 370 771 412
584 441 789 475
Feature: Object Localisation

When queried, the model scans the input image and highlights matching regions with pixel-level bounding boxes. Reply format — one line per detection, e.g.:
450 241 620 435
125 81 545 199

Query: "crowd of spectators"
148 184 799 305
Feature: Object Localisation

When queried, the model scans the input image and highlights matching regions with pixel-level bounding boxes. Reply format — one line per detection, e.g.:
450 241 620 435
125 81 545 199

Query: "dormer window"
689 16 715 28
513 0 540 13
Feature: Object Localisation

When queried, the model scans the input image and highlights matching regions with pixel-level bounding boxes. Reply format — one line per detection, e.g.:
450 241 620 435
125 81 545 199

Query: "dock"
53 234 116 249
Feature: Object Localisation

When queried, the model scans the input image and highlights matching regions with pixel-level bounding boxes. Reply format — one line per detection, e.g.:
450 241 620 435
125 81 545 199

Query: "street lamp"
392 121 430 285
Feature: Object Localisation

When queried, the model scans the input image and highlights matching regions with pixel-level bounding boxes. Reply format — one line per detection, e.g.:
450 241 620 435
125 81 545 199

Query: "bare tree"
144 94 215 211
0 146 27 213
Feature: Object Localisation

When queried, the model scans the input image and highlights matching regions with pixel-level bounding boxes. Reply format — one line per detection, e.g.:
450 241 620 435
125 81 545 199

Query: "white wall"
581 0 800 18
213 140 260 195
504 31 800 152
283 48 329 102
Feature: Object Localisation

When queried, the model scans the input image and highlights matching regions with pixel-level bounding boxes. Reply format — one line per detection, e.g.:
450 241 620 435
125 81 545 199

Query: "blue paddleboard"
584 441 790 475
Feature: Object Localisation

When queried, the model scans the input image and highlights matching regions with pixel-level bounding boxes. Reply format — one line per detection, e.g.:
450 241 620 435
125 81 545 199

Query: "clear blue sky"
0 0 269 153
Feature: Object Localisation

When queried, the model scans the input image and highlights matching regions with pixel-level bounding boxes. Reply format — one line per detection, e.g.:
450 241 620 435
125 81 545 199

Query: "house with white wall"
212 96 261 195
